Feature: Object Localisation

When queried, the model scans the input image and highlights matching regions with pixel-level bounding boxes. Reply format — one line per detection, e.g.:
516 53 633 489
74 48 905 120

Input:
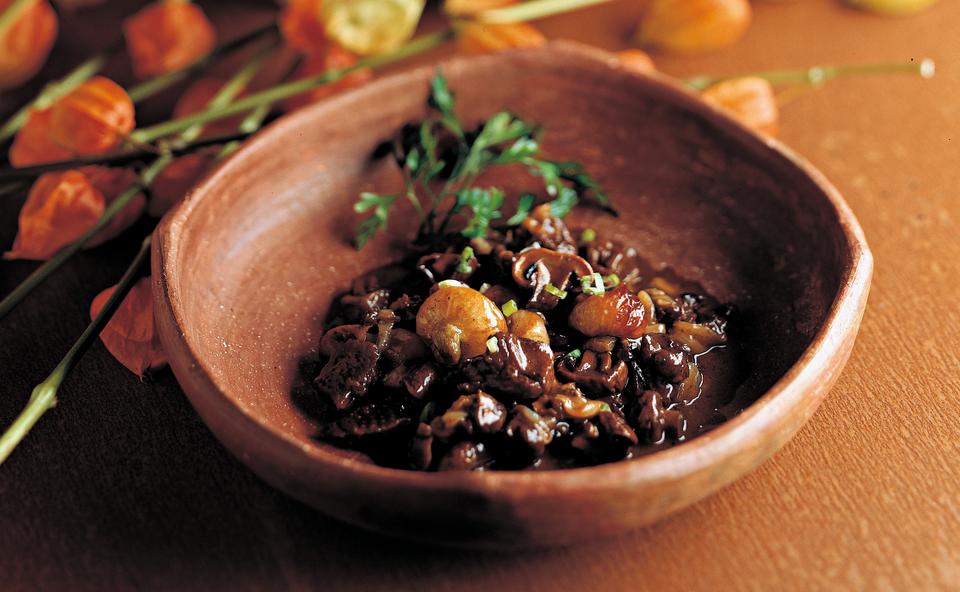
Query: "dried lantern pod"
90 277 168 378
0 0 58 90
700 76 779 136
173 77 248 139
635 0 751 55
80 166 146 245
4 170 105 261
322 0 426 56
616 49 657 74
456 21 546 54
148 151 217 217
48 76 135 156
280 0 329 54
123 0 216 78
8 107 73 167
281 45 373 112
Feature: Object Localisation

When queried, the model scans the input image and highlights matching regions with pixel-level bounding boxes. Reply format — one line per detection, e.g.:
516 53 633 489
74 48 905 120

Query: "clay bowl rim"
154 41 873 495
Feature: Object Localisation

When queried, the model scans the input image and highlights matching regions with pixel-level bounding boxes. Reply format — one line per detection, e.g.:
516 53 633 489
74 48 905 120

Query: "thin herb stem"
684 58 935 91
0 236 151 465
127 22 277 103
0 52 110 143
131 30 455 143
475 0 613 23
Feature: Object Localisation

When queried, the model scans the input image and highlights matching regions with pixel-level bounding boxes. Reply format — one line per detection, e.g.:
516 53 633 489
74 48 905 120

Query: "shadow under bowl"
152 41 872 548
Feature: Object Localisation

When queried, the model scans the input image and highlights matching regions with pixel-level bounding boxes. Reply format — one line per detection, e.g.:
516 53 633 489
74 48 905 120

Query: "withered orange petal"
90 278 167 378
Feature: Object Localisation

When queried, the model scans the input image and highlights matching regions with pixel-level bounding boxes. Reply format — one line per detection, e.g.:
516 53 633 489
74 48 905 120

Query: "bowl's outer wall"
153 42 872 547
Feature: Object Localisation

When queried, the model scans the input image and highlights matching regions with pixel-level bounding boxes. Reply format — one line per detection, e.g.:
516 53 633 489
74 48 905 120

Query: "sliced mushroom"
512 247 593 290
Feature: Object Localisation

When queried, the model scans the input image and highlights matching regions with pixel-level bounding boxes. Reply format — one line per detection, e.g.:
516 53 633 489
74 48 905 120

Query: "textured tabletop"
1 1 958 590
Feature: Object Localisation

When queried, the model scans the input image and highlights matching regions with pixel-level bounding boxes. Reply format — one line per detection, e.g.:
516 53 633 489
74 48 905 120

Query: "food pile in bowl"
297 72 745 471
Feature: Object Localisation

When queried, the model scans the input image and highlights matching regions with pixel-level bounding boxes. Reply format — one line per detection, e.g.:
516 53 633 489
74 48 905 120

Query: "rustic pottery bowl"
153 42 872 548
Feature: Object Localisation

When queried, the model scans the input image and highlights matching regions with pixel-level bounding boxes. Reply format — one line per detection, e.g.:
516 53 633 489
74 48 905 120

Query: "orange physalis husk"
4 170 104 261
635 0 752 55
444 0 517 16
617 49 657 74
701 76 779 136
90 277 168 378
81 165 146 246
3 167 144 260
280 0 329 54
148 151 217 217
173 77 248 139
456 21 546 55
8 107 73 167
281 45 373 112
49 76 135 156
0 0 58 90
123 0 216 79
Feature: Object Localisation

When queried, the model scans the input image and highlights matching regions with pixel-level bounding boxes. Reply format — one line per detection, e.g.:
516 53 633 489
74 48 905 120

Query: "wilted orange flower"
123 0 216 79
280 0 328 54
90 277 168 378
81 166 146 245
8 107 73 167
444 0 517 16
282 45 373 112
701 76 779 136
617 49 657 74
49 76 135 156
173 77 248 139
4 167 144 260
635 0 751 55
148 151 216 217
456 21 546 55
0 0 58 90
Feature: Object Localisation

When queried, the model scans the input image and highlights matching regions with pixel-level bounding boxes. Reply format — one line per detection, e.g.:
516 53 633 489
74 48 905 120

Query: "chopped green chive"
599 402 612 413
486 336 500 353
579 228 596 244
544 283 567 299
581 272 605 296
438 279 463 289
603 274 621 289
502 299 518 317
565 348 582 361
457 246 475 274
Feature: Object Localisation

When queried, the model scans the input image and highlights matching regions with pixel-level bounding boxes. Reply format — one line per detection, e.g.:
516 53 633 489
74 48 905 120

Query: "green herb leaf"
354 192 397 248
428 70 464 138
506 193 536 226
457 246 475 274
548 186 578 219
455 187 504 238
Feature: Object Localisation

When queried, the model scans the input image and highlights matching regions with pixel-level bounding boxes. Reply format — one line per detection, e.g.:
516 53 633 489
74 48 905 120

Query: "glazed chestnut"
508 309 550 344
568 285 649 338
416 281 507 363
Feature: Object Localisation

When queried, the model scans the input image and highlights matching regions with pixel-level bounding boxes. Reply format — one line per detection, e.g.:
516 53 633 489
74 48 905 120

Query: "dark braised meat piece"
431 392 508 439
458 334 556 400
582 239 638 278
437 441 493 471
556 348 629 396
639 333 691 384
321 399 412 439
340 288 391 323
519 205 577 253
417 250 477 284
634 390 686 444
597 410 638 446
504 405 556 458
315 325 380 410
410 422 433 470
403 363 438 399
388 293 423 322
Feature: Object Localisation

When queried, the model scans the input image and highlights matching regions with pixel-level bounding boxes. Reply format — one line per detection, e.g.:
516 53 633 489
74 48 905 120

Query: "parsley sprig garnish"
353 70 613 248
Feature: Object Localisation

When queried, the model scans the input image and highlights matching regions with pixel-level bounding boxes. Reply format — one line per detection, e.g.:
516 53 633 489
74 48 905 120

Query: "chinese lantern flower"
322 0 425 56
8 107 73 167
0 0 58 90
282 45 373 112
123 0 216 79
280 0 329 54
617 49 657 74
81 166 147 245
701 76 779 136
635 0 751 55
4 167 145 261
456 21 546 54
90 277 168 378
148 151 217 217
173 78 247 139
49 76 135 156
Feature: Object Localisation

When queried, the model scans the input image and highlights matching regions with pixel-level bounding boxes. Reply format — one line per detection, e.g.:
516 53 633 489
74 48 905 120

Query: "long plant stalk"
476 0 613 23
131 30 455 143
0 236 151 465
0 48 271 322
684 58 935 91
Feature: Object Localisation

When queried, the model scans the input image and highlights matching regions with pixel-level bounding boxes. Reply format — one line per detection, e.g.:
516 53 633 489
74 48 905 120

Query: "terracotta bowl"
152 41 872 548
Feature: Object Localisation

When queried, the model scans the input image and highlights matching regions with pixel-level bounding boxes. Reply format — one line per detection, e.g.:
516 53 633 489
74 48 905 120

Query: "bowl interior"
163 43 851 470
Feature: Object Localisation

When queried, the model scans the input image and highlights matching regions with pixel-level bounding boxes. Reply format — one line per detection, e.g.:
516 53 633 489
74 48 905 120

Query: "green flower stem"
131 29 455 144
475 0 614 23
0 50 270 322
684 58 935 91
126 22 277 103
0 236 151 465
0 52 109 143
